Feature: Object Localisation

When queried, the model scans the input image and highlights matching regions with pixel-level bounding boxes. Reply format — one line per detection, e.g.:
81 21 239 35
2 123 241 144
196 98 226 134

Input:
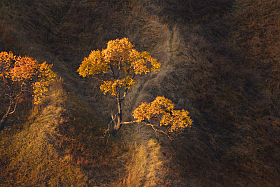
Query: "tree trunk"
0 104 11 130
112 91 122 135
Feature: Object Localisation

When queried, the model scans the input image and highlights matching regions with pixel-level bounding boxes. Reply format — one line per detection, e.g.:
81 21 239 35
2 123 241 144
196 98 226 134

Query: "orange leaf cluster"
0 51 57 104
10 56 38 81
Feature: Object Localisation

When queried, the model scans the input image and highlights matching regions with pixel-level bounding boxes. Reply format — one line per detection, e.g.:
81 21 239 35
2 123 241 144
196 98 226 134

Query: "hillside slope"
1 0 280 186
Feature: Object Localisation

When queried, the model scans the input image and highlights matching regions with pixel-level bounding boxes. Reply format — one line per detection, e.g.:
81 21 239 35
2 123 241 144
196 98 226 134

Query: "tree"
133 96 192 137
78 38 192 135
0 51 57 130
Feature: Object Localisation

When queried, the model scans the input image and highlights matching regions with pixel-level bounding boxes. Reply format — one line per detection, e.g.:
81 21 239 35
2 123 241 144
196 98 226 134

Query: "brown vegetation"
0 0 279 186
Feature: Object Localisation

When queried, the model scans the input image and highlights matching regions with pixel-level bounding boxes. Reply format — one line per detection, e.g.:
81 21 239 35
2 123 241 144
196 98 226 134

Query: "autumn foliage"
78 38 161 96
0 51 56 129
78 38 191 135
133 96 192 132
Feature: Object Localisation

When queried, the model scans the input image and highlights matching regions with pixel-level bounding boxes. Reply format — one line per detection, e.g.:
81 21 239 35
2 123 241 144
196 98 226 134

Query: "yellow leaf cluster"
102 38 134 68
33 80 50 104
77 38 161 96
77 50 108 77
33 62 57 104
100 76 136 96
133 96 192 132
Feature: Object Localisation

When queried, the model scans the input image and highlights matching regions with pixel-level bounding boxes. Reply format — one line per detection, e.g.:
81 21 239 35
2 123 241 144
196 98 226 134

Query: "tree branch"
121 88 128 101
0 99 12 130
109 64 117 79
9 102 17 115
121 120 137 125
9 90 23 115
120 120 173 140
111 113 117 126
145 123 173 141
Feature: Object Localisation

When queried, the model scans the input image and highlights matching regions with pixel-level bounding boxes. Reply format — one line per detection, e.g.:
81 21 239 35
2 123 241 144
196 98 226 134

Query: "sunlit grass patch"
0 79 125 186
0 80 87 186
115 123 168 187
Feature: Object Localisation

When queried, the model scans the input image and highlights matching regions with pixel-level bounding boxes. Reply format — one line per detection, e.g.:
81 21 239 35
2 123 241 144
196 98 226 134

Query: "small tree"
133 96 192 137
0 51 57 130
78 38 192 135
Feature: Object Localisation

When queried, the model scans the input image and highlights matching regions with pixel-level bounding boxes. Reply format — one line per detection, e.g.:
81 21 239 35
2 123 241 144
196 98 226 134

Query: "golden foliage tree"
78 38 191 135
0 51 57 130
133 96 192 134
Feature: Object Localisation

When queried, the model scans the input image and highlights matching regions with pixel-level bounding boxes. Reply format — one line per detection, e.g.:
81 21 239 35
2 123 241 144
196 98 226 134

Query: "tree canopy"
0 51 57 129
133 96 192 133
78 37 161 96
78 38 191 135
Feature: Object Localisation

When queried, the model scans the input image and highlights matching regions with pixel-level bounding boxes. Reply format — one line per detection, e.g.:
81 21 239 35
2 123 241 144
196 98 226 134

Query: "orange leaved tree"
78 38 192 135
0 51 57 130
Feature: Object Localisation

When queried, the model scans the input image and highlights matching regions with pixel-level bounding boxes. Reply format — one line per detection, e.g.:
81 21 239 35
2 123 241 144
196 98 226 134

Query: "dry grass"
230 0 280 101
121 1 280 185
0 79 127 186
1 0 280 186
0 81 87 186
116 124 166 187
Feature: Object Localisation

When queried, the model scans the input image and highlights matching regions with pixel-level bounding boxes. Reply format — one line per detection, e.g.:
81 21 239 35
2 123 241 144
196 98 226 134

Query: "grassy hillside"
1 0 280 186
0 0 127 186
